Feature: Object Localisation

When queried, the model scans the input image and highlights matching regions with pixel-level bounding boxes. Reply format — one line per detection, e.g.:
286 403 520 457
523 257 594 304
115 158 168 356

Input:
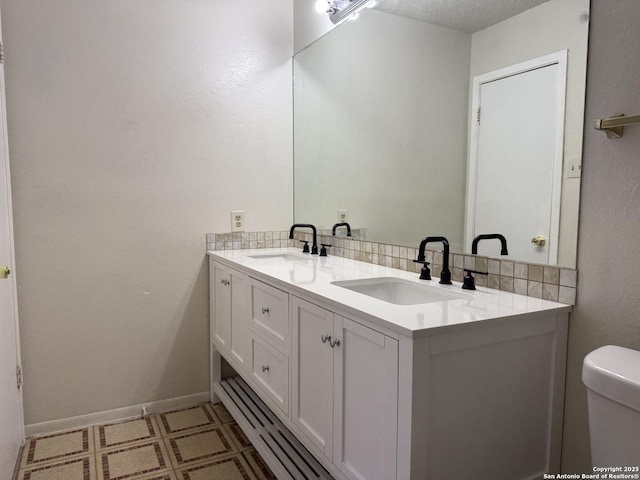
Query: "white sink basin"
331 277 472 305
248 253 308 261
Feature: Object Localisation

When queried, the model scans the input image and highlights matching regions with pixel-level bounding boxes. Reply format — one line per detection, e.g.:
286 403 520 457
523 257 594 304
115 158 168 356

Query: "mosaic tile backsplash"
206 231 577 305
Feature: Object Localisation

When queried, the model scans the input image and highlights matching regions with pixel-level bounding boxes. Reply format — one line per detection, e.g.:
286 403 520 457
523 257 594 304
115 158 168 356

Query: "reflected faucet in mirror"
415 236 452 285
472 234 509 256
289 224 319 254
332 222 352 237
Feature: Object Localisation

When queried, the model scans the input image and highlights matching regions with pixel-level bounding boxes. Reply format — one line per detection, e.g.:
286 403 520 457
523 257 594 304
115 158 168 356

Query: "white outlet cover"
231 210 245 232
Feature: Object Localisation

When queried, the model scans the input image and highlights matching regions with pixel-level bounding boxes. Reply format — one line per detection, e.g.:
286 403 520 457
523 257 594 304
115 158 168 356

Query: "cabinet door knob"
321 334 331 344
329 337 341 348
261 307 270 314
261 365 270 373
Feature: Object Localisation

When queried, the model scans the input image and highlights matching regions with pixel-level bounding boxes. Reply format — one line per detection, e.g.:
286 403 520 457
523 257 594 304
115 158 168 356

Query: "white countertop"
208 247 572 338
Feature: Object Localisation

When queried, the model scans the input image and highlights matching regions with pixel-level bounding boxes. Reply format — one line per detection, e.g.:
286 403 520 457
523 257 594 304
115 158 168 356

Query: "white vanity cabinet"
208 250 571 480
209 258 251 372
291 297 398 480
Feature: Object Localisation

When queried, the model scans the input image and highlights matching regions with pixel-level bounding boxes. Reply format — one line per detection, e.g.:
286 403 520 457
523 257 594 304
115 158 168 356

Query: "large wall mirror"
294 0 589 268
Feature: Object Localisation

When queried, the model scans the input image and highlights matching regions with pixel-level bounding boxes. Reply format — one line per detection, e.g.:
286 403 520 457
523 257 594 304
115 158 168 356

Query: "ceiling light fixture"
315 0 374 24
314 0 337 14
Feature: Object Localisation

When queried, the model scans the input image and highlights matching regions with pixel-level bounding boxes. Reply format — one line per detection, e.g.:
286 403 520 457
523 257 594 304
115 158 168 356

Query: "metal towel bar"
595 113 640 139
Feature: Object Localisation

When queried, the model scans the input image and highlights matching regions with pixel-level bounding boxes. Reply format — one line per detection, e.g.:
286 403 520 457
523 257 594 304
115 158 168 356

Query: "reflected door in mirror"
467 53 566 264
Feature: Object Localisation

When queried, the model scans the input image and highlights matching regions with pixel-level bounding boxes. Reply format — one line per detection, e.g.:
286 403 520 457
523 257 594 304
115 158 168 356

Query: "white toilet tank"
583 345 640 466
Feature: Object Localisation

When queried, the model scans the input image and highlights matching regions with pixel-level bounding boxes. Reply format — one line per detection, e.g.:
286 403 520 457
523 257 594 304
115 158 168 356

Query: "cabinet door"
210 260 230 351
333 316 398 480
291 298 334 458
229 268 251 370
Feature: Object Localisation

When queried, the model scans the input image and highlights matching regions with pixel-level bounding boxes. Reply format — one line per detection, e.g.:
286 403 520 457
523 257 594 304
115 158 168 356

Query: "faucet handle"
413 259 431 280
462 269 488 290
299 240 310 253
320 244 331 257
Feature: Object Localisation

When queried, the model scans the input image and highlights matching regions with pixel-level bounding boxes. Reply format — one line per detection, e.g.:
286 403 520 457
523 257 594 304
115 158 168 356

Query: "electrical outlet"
231 210 245 232
337 209 349 223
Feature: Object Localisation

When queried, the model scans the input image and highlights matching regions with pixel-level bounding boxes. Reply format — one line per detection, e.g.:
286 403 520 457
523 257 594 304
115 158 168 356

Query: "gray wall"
1 0 293 425
561 0 640 470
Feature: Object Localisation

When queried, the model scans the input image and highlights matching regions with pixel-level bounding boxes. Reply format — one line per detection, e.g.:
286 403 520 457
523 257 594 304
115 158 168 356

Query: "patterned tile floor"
13 402 276 480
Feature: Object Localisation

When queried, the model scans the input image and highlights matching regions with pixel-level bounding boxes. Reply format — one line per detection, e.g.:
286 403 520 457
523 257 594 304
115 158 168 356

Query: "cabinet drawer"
251 335 289 415
250 278 290 351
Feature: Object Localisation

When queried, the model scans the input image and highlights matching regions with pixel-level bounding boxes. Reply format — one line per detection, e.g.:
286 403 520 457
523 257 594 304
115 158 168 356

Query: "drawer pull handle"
261 365 270 373
262 307 270 314
329 337 341 348
220 279 229 286
321 334 331 344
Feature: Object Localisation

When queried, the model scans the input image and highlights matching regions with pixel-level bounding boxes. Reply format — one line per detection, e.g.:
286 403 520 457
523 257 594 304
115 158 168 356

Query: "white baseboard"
25 391 210 437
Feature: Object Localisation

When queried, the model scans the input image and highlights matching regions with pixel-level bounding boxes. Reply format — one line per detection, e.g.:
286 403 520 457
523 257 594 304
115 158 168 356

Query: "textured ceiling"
374 0 549 33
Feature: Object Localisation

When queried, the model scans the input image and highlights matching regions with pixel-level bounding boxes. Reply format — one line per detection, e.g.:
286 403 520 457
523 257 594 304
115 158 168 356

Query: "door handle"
531 235 547 247
0 265 10 279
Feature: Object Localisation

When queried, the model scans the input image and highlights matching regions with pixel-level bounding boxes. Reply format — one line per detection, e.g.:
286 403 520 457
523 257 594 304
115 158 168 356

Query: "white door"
229 268 250 370
210 261 230 351
0 15 25 475
291 298 334 458
466 52 567 264
333 317 398 480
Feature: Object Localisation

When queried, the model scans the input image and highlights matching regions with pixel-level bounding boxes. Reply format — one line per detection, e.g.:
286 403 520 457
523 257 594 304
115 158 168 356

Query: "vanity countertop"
208 247 572 338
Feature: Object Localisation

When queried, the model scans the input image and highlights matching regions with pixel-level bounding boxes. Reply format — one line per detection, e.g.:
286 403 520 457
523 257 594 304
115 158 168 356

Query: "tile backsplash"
206 231 577 305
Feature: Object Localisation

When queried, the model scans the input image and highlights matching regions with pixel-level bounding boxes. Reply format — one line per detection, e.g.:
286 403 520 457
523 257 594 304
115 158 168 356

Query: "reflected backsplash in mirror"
294 0 589 268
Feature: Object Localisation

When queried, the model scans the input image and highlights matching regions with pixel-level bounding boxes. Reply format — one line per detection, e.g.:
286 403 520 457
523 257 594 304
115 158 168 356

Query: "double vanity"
208 247 571 480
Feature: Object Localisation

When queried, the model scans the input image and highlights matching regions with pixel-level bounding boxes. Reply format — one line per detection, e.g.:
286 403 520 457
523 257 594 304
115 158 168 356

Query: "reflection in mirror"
294 0 589 268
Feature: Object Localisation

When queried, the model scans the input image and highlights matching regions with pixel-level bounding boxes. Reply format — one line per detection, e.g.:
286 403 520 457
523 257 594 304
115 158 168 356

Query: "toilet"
583 345 640 466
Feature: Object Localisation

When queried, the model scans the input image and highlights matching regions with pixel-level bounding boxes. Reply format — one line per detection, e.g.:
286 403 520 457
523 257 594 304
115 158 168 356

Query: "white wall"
1 0 293 424
470 0 589 267
561 0 640 470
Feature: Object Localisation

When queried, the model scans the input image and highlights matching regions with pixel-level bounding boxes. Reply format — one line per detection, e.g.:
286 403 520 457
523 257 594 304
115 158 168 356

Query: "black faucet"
462 269 489 290
332 222 352 237
289 224 318 254
471 234 509 256
414 236 452 285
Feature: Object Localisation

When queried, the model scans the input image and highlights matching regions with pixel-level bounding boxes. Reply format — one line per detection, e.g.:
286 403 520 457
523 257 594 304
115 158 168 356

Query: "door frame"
465 50 567 264
0 9 26 464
